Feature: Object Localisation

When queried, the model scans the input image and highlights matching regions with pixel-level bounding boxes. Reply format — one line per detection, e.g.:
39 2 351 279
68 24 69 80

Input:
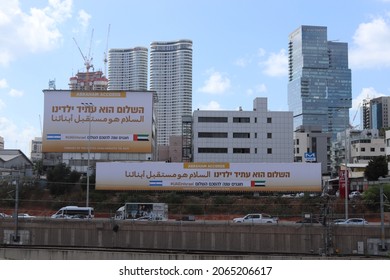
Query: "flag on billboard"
149 180 163 186
46 134 61 140
133 134 149 141
251 180 266 187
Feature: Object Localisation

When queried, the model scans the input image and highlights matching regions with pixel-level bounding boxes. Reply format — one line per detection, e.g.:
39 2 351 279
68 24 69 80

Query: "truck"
115 203 168 221
232 213 278 224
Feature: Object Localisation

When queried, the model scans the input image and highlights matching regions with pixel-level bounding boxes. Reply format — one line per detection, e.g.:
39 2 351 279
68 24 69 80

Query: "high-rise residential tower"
288 26 352 139
108 47 148 90
150 40 193 146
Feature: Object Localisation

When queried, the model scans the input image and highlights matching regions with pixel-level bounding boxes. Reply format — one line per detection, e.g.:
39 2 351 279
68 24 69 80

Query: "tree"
363 184 390 211
46 163 81 196
364 156 388 181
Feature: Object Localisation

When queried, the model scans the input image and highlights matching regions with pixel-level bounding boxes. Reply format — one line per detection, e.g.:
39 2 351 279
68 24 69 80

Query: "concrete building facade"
192 98 293 163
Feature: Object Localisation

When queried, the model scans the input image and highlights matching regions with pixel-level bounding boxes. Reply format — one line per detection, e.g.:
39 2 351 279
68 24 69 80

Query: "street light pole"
344 129 348 220
81 102 94 208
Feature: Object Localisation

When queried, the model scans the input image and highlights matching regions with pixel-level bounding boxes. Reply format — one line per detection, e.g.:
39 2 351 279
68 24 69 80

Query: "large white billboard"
96 162 322 192
42 90 153 153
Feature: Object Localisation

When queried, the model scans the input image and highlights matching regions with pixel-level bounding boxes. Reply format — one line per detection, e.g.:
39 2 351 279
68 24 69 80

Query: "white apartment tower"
150 40 193 146
108 47 148 90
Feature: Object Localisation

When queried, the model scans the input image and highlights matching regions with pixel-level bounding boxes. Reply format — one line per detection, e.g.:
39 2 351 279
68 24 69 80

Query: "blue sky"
1 0 390 156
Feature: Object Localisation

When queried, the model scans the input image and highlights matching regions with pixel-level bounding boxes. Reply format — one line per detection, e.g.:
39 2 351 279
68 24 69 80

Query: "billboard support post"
82 102 94 207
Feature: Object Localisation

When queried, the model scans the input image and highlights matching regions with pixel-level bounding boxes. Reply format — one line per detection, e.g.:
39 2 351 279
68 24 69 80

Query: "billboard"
96 162 322 192
42 90 153 153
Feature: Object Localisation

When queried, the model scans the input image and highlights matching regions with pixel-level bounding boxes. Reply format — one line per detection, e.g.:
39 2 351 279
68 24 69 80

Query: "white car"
349 191 362 199
233 213 278 224
0 213 11 218
334 218 368 225
17 213 36 219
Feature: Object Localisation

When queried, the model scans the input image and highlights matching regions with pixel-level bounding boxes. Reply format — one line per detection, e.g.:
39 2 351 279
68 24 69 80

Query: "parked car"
349 191 362 199
334 218 368 225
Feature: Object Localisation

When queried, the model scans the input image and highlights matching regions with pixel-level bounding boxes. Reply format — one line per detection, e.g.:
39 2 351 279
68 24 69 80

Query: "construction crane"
103 24 111 78
73 29 94 89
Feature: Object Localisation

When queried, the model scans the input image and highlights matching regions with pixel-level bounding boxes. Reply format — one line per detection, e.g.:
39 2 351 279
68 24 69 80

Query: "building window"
267 148 272 154
267 117 272 123
198 147 228 153
255 148 257 154
198 132 228 138
233 117 250 123
198 117 228 123
233 132 250 138
370 147 375 152
233 148 250 153
255 133 257 138
361 147 365 152
381 148 385 152
267 133 272 139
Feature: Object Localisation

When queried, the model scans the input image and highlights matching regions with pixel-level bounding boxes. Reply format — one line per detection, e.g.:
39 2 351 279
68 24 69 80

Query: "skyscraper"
150 40 193 146
108 47 148 90
288 26 352 138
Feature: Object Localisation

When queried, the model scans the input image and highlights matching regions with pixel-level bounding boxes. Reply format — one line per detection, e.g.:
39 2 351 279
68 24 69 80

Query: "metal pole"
380 184 386 251
14 174 19 242
344 129 348 220
82 102 93 208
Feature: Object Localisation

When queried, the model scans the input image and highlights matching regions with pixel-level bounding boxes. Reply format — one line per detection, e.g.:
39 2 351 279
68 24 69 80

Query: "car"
334 218 368 225
349 191 362 199
0 212 11 218
295 218 320 224
16 213 36 219
233 213 278 224
332 219 346 224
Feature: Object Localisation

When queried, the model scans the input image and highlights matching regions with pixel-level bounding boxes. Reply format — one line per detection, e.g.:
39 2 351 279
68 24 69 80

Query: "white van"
51 206 94 219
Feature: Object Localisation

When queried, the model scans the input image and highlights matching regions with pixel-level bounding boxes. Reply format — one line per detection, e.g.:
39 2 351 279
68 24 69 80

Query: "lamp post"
378 177 389 251
340 98 352 220
81 102 94 208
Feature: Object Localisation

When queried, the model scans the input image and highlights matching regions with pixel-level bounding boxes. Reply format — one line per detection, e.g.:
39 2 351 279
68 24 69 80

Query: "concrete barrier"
1 218 389 258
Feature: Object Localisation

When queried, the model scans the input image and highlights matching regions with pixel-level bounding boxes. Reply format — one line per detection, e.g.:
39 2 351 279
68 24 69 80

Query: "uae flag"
251 180 266 187
133 134 149 141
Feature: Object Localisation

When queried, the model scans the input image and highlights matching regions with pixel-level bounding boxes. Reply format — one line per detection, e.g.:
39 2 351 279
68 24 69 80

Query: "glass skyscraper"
288 25 352 139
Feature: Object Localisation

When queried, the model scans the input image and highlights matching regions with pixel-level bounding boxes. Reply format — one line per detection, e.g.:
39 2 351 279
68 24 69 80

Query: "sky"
1 0 390 156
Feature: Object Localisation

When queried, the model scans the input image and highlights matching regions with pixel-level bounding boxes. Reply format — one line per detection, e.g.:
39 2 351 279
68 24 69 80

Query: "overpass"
1 218 389 259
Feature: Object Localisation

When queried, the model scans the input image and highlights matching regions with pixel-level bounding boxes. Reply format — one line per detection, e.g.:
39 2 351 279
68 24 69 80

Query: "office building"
108 47 148 90
192 98 293 163
150 40 193 147
369 96 390 131
288 25 352 139
30 137 42 162
293 125 332 175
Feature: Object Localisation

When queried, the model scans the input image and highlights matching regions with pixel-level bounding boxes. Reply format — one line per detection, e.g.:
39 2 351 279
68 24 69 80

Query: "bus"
51 206 94 219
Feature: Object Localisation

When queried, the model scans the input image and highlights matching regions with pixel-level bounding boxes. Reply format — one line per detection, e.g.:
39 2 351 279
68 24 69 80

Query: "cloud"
199 70 231 94
8 88 23 97
350 15 390 69
197 100 224 110
261 49 288 77
77 9 91 32
0 116 39 154
0 0 73 66
0 78 8 89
